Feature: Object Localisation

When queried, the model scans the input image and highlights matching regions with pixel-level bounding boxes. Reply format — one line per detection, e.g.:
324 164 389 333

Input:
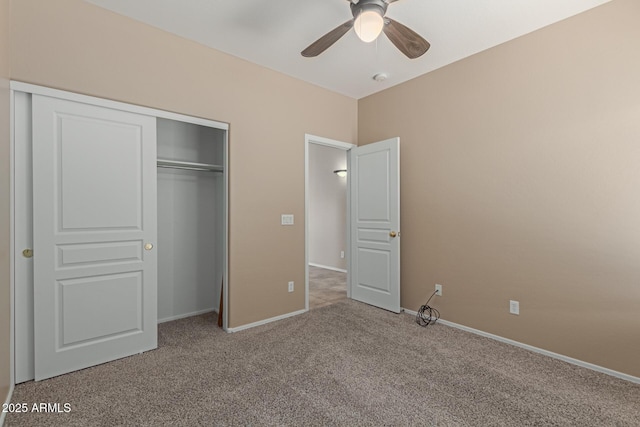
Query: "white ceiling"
85 0 610 99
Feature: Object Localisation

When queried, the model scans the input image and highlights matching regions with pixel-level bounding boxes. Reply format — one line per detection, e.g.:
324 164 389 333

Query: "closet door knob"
389 231 397 238
23 248 33 258
144 243 154 251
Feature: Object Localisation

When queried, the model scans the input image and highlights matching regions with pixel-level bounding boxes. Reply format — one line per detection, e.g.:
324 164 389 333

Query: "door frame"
304 134 356 311
10 81 230 384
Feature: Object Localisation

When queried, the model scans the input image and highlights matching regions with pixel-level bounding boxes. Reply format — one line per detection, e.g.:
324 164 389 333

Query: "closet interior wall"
156 118 224 322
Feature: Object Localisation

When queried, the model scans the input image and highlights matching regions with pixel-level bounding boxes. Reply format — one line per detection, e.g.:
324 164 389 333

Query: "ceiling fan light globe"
354 10 384 43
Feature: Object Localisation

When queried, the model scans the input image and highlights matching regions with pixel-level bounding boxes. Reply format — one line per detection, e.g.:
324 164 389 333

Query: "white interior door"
32 94 158 380
349 137 400 313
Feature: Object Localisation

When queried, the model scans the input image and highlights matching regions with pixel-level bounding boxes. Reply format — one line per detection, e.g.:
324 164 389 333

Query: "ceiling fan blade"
383 18 430 59
301 20 354 57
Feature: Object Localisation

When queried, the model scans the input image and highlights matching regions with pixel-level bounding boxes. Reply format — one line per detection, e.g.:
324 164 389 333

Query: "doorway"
304 134 356 311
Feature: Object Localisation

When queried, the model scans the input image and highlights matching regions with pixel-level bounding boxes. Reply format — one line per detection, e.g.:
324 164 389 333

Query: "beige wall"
309 144 347 270
9 0 357 327
359 0 640 377
0 0 11 407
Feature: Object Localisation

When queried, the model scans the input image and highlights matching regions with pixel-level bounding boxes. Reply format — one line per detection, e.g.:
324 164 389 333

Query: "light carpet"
7 300 640 426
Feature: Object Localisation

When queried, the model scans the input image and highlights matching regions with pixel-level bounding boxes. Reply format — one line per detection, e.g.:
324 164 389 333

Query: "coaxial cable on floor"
416 290 440 327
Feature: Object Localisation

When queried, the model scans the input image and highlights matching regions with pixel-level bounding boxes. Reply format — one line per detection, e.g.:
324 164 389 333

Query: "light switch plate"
281 214 294 225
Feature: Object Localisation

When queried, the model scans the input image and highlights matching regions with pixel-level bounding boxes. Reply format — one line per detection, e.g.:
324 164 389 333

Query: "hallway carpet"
309 265 347 310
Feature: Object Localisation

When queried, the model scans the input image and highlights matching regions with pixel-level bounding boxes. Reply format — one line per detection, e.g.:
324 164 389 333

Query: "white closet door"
32 95 158 380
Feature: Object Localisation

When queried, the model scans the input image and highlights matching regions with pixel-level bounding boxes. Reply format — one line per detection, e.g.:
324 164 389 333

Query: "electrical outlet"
340 251 345 259
435 284 442 296
510 300 520 315
288 281 294 293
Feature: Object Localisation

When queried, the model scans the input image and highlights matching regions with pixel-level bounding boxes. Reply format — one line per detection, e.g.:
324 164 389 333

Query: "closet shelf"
157 159 223 172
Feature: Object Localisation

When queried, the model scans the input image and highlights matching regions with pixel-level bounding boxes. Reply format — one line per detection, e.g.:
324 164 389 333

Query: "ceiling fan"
301 0 430 59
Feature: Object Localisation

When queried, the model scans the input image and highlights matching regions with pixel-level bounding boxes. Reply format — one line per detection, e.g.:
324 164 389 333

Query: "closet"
156 118 225 323
12 83 228 382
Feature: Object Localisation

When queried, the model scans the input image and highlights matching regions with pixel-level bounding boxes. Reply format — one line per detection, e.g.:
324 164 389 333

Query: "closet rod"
157 159 223 172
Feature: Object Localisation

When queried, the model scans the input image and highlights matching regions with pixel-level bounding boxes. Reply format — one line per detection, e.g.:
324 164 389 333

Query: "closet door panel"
57 116 143 230
32 95 158 381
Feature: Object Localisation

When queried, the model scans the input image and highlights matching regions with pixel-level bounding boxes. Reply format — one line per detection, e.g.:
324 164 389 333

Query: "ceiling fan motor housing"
350 0 389 19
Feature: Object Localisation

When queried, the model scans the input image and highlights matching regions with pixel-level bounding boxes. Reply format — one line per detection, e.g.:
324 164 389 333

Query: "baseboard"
309 263 347 273
158 308 217 324
0 384 15 427
402 308 640 384
227 309 307 333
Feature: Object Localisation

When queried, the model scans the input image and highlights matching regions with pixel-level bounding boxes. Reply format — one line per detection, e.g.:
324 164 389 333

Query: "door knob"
389 231 397 238
22 248 33 258
144 243 154 251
